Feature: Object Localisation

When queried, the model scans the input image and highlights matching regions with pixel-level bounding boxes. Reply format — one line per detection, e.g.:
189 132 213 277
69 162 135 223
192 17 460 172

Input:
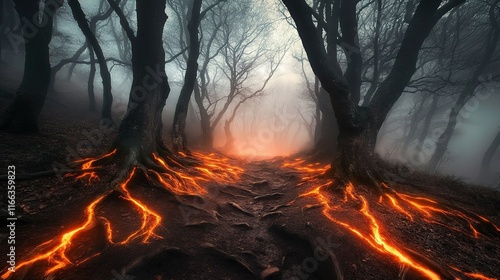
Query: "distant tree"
480 128 500 181
0 0 64 133
68 0 114 122
426 0 500 171
171 0 225 152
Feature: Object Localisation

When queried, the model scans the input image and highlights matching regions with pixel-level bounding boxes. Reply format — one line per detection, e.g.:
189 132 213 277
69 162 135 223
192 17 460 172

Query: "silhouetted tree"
0 0 63 133
282 0 466 188
68 0 114 122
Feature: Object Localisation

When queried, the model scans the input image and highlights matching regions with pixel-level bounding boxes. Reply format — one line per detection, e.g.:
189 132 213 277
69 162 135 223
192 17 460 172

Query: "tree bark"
68 0 113 121
172 0 203 152
0 0 63 133
87 44 97 111
112 0 170 163
339 0 362 105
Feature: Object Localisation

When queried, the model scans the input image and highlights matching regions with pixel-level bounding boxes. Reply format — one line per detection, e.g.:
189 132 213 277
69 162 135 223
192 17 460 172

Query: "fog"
1 0 499 188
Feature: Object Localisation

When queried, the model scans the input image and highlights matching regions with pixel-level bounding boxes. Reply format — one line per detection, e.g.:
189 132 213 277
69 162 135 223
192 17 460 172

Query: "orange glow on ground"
283 158 500 280
1 168 162 279
66 149 117 183
3 151 245 278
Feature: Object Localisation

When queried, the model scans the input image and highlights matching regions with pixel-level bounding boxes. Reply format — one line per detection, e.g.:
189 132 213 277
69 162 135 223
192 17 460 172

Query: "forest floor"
1 70 500 280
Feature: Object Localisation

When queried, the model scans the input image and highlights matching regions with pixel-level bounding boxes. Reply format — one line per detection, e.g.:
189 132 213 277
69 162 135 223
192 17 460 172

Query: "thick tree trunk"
68 0 113 121
0 0 62 133
0 1 4 63
172 0 202 152
113 0 169 162
479 130 500 180
282 0 462 185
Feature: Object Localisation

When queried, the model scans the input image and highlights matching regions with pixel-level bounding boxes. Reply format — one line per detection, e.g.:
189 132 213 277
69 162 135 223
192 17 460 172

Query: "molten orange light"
67 149 117 183
284 158 500 280
1 167 163 278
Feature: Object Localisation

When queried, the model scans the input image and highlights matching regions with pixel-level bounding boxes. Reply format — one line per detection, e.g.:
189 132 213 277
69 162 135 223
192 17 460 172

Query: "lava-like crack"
1 151 245 279
283 158 500 280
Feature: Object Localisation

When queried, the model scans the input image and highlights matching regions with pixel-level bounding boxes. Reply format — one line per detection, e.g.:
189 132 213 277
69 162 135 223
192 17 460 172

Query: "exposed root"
282 157 500 280
1 146 245 279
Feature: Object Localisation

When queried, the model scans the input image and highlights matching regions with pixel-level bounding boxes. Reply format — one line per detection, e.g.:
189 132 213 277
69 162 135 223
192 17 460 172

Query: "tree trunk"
68 0 113 121
87 44 97 112
49 43 88 93
112 0 169 162
340 0 362 105
193 83 213 147
172 0 202 152
313 88 339 159
0 0 62 133
479 129 500 181
282 0 462 185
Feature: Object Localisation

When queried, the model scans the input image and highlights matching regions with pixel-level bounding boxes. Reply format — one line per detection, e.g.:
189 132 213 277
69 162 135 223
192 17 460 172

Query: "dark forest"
1 0 500 279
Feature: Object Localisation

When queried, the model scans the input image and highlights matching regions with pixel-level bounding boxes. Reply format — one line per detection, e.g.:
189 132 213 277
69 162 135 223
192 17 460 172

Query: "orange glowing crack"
1 195 106 279
306 184 440 280
116 168 162 243
2 167 163 279
285 158 500 280
70 149 117 183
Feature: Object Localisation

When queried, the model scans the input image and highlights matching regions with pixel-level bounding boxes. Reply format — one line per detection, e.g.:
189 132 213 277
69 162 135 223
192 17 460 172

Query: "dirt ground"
1 70 500 280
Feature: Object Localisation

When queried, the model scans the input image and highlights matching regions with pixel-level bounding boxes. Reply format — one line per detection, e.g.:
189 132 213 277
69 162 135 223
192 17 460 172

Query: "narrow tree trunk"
425 91 470 171
49 43 88 93
87 44 97 112
172 0 202 152
401 94 428 156
415 94 438 156
193 83 213 147
426 1 498 171
0 0 62 133
68 0 113 121
479 129 500 180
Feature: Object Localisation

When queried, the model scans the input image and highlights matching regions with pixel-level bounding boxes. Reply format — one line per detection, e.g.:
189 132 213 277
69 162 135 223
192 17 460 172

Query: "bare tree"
68 0 114 122
426 0 500 171
0 0 64 133
282 0 466 188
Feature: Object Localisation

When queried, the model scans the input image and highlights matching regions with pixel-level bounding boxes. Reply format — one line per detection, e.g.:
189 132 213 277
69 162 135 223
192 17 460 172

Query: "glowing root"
150 152 246 196
66 149 117 183
1 168 161 279
284 158 500 280
301 183 441 280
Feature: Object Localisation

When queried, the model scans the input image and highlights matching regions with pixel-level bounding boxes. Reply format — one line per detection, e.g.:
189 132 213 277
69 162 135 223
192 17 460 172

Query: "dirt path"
1 88 499 280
